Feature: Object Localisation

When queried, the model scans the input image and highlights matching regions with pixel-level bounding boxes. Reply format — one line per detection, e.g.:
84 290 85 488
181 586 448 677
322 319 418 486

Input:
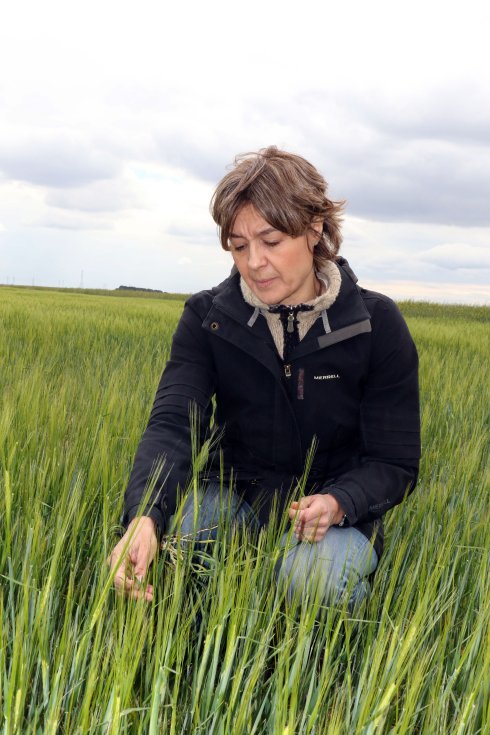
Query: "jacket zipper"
284 307 295 378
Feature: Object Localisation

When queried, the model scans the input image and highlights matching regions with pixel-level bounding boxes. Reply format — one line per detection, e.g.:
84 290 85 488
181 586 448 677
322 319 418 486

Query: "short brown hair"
210 146 345 268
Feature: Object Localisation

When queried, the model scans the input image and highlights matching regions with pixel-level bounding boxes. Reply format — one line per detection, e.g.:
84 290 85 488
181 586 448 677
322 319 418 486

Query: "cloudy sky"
1 0 489 303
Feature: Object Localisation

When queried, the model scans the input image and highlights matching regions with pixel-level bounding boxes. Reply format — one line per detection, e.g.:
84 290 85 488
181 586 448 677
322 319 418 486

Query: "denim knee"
276 526 378 611
170 482 259 542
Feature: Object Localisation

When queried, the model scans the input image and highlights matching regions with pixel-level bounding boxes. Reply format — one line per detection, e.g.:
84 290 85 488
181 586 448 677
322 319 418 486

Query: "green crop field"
1 286 488 734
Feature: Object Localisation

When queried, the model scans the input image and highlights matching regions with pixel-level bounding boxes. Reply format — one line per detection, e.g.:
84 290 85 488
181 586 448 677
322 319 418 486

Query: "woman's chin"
248 281 281 304
253 291 280 306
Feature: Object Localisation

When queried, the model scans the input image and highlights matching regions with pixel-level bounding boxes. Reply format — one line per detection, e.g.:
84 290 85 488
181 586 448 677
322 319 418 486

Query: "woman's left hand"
288 494 345 542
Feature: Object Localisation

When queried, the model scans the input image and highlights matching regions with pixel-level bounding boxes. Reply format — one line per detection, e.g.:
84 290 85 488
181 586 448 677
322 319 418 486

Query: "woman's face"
229 204 321 306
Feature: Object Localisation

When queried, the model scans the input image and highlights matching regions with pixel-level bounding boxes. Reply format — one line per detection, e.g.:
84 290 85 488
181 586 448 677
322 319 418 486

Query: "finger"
113 571 131 594
131 574 154 595
295 515 327 534
290 509 309 523
127 587 154 602
296 531 314 543
296 503 325 524
121 574 154 600
294 498 323 524
129 543 141 567
299 525 327 540
301 522 330 541
300 513 328 529
133 548 151 579
295 531 324 543
289 497 312 519
107 544 125 571
112 552 139 591
114 569 154 599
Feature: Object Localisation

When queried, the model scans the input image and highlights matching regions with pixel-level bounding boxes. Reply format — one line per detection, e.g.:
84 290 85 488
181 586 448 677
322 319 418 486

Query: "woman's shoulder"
336 258 398 312
357 286 406 322
354 286 415 349
358 286 399 312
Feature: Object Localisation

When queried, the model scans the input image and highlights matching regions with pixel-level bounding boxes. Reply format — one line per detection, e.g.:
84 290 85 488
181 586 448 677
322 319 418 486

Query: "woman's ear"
309 219 324 246
314 218 324 238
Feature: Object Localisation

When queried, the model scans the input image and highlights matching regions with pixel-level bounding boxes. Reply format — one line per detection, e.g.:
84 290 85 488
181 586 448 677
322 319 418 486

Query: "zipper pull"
284 364 292 378
287 310 295 333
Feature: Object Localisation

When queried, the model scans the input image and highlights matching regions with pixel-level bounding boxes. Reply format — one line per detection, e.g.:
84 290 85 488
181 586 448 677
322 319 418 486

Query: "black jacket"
123 260 420 557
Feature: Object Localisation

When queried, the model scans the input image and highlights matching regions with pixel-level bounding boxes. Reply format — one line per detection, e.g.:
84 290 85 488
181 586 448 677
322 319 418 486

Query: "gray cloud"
39 213 113 231
0 135 120 188
46 178 143 212
166 223 218 246
153 130 235 184
417 243 490 270
149 87 490 228
347 84 490 147
326 141 490 226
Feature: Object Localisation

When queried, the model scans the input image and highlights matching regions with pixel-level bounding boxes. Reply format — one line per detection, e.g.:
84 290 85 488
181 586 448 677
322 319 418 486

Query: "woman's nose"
248 242 267 269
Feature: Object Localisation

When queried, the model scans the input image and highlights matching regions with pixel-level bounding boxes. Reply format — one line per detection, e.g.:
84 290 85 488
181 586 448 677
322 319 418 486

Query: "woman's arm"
122 298 216 533
108 299 216 598
322 296 421 526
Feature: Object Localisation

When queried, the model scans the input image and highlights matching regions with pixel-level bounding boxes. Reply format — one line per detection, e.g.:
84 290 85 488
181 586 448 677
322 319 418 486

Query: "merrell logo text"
314 374 340 380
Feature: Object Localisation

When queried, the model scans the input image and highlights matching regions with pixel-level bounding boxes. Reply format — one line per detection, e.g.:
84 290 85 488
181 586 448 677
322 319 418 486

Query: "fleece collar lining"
239 260 342 359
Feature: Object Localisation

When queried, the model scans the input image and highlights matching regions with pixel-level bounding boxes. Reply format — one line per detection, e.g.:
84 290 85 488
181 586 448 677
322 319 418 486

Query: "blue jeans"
173 483 378 611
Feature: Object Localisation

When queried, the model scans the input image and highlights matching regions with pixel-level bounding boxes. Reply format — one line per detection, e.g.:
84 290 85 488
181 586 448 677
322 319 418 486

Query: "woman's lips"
254 278 276 288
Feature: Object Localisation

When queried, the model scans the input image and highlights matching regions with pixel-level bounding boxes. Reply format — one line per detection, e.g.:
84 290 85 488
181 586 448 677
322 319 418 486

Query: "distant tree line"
117 285 164 293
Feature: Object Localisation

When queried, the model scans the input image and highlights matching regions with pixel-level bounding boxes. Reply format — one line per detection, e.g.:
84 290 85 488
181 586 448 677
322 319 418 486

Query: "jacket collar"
208 259 369 334
210 272 273 342
322 260 370 331
202 259 371 383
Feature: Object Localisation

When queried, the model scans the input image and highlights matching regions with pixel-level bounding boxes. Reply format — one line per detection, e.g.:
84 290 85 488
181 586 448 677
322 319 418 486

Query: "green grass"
0 286 488 734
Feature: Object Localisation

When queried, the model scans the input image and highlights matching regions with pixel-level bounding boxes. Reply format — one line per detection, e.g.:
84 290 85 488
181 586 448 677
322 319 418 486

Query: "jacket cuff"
319 482 369 526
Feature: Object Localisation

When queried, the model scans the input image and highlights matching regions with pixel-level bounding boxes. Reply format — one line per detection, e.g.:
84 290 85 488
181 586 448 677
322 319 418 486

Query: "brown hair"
210 146 345 268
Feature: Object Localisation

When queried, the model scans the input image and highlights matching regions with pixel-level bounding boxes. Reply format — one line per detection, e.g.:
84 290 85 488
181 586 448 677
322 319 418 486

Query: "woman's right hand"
107 516 158 601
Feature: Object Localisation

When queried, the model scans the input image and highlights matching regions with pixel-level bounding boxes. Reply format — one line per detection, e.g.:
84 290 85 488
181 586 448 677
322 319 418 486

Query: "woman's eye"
264 240 279 247
233 244 246 252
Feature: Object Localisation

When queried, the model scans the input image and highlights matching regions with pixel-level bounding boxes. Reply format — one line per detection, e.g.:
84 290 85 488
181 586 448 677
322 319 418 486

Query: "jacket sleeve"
122 300 216 533
324 297 421 525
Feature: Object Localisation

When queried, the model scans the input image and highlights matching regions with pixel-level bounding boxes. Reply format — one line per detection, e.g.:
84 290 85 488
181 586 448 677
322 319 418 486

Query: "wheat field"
0 286 488 734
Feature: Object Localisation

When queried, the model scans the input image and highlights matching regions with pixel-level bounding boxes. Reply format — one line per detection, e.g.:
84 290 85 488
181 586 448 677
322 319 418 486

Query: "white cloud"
39 213 113 231
340 218 490 293
0 0 489 302
0 133 120 188
166 224 217 247
45 177 143 213
418 244 490 270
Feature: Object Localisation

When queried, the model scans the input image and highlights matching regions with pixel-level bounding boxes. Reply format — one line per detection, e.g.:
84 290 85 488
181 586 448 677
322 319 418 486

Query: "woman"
109 146 420 609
